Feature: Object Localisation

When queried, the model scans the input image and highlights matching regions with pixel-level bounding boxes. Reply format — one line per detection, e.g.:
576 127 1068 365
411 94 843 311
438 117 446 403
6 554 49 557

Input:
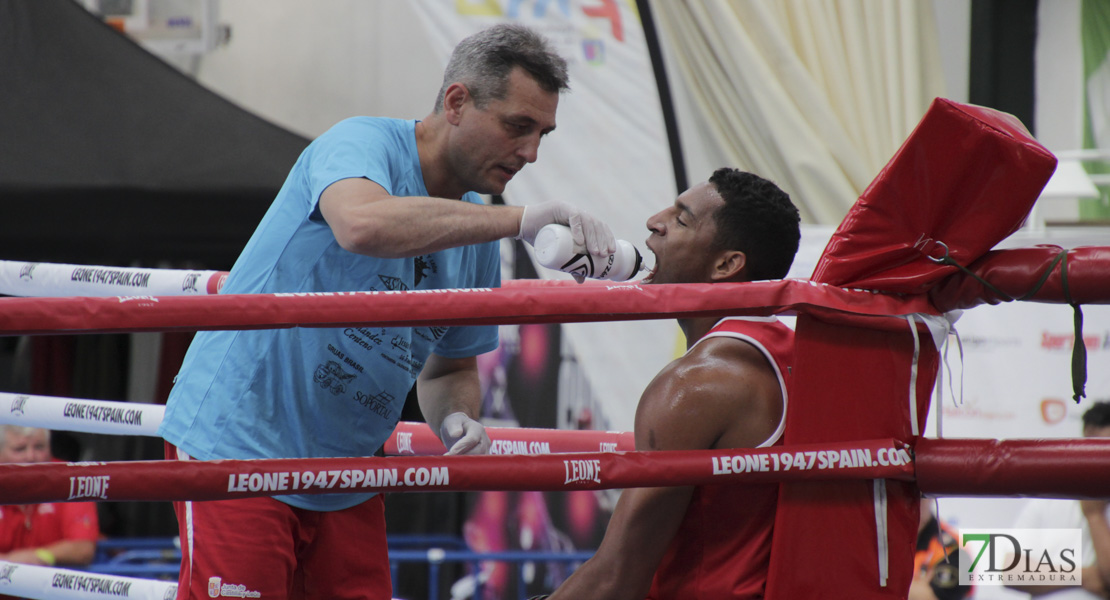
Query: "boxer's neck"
678 316 718 350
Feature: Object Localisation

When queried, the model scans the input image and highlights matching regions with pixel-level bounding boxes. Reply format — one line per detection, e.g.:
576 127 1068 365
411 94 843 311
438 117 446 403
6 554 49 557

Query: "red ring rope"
0 279 939 336
0 438 911 504
385 421 635 455
0 392 633 455
915 437 1110 498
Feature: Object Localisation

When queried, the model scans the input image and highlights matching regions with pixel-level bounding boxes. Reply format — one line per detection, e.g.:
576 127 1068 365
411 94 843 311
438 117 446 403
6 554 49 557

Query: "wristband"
34 547 56 566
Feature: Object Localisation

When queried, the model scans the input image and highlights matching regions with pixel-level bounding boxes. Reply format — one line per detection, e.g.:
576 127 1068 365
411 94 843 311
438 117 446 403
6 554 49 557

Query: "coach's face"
445 67 559 196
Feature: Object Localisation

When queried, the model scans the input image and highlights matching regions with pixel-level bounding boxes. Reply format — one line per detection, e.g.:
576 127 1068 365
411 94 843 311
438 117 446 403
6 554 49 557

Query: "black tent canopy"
0 0 310 269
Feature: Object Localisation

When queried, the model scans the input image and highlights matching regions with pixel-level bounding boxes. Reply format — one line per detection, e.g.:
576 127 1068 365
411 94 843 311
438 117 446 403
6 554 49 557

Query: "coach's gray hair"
434 23 569 112
0 424 47 449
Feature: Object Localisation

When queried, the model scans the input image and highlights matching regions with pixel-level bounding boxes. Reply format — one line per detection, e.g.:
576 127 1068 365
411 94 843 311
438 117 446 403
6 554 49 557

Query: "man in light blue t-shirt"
157 23 615 600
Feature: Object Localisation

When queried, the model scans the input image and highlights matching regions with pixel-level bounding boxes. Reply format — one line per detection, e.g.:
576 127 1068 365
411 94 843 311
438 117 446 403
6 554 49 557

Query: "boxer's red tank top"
646 316 793 600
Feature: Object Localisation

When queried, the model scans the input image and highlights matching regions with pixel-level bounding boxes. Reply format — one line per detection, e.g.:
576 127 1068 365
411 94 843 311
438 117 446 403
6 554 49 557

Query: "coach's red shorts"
166 442 392 600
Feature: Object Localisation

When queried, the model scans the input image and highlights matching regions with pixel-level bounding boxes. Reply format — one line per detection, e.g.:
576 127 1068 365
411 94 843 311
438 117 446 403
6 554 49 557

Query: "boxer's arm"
548 484 694 600
550 350 744 599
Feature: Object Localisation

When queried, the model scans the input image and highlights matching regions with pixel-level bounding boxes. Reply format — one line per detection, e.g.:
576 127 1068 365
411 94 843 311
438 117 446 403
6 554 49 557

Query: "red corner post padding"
811 98 1057 294
766 99 1055 599
765 314 939 600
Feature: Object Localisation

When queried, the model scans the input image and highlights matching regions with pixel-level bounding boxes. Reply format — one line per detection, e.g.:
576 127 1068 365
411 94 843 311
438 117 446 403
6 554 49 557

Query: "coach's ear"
442 82 472 126
711 249 747 282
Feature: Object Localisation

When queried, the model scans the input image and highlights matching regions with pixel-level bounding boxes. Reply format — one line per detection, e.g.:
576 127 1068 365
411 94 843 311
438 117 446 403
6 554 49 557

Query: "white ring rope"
2 393 164 437
0 260 226 298
0 560 177 600
0 393 635 456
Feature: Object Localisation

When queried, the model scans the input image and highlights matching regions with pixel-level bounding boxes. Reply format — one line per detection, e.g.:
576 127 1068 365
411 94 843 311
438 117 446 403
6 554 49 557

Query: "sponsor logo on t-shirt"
378 274 408 291
415 326 448 342
313 361 356 395
414 255 437 286
353 389 395 420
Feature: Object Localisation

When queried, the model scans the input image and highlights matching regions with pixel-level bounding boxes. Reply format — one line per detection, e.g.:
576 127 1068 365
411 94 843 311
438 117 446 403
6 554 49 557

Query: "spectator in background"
911 499 972 600
0 425 99 568
1006 400 1110 599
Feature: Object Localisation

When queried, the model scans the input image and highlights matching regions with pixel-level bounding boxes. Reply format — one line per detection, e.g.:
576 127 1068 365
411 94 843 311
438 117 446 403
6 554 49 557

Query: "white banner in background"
933 302 1110 441
409 1 679 430
929 229 1110 442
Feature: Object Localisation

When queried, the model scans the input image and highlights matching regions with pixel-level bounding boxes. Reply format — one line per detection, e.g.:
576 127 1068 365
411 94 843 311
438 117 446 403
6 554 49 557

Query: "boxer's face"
643 182 726 285
444 67 558 196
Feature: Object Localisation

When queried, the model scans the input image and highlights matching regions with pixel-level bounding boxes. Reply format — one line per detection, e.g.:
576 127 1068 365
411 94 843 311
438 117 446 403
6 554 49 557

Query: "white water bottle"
532 224 645 281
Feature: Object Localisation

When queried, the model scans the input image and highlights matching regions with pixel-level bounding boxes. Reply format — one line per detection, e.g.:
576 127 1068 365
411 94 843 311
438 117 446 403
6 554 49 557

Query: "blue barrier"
86 537 595 599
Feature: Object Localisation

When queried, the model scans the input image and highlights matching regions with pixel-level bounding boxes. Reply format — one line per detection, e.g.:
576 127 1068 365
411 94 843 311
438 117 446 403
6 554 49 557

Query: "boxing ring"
2 98 1110 599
